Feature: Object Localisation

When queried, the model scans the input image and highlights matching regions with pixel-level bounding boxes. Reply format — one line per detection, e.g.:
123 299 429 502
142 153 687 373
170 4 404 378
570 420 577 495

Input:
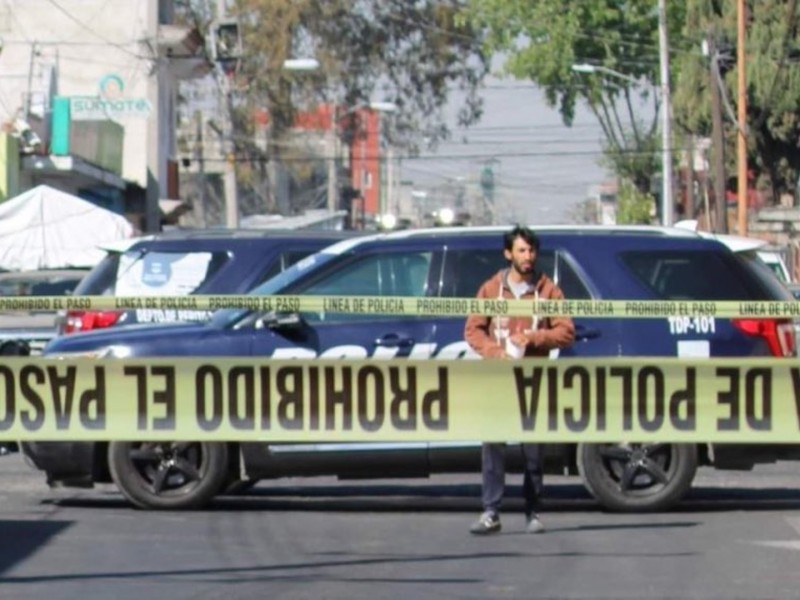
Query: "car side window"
620 250 761 300
300 251 433 322
440 250 507 298
256 250 319 286
552 253 592 300
440 249 590 300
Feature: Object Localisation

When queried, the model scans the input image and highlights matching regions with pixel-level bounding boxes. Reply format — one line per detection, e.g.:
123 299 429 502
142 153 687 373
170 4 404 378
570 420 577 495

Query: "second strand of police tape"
2 294 800 319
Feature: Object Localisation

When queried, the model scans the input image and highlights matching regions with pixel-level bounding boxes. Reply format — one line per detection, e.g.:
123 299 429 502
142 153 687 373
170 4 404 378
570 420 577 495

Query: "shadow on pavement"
46 481 800 513
0 520 72 575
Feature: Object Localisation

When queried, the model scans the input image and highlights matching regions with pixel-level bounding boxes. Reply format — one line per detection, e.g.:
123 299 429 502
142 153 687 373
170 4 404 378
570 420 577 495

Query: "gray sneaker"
470 511 501 535
526 514 545 534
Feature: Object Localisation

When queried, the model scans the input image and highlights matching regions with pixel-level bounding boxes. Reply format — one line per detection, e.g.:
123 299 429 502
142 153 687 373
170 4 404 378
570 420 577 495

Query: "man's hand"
510 332 529 347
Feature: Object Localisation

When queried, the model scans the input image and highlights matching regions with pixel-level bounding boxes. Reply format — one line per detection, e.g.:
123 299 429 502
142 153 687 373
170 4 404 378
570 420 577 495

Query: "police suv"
56 228 356 335
26 226 797 511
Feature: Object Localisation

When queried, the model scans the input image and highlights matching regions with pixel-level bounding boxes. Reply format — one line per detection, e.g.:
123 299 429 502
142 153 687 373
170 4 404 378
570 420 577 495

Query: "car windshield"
73 248 229 296
209 250 341 327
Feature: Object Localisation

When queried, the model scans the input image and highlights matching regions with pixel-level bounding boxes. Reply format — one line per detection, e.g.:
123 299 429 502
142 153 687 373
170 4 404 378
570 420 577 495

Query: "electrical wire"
44 0 152 61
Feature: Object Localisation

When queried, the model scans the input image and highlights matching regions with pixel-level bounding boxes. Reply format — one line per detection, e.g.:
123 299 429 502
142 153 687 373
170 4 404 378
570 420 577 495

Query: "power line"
44 0 151 61
197 146 664 164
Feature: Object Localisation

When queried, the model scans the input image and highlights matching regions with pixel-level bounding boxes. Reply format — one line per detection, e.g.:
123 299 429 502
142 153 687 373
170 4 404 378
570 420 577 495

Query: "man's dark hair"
503 225 540 253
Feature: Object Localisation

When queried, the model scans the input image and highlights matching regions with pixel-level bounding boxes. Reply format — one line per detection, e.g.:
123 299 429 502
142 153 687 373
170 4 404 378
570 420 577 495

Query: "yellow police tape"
1 294 800 319
0 357 797 442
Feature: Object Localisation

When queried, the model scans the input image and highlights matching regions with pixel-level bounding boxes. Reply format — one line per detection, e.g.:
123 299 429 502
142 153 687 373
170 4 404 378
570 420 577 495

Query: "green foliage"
616 180 655 224
673 0 800 202
232 0 489 151
183 0 490 214
468 0 686 194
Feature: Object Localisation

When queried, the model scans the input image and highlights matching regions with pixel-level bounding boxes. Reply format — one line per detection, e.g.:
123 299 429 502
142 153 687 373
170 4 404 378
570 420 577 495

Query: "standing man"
464 225 575 535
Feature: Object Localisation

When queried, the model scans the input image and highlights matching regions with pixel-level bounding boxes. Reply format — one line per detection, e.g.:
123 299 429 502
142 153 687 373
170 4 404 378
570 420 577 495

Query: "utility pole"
386 143 394 217
684 136 694 219
23 42 37 121
327 105 338 212
194 110 208 227
736 0 748 236
145 3 162 232
657 0 673 226
215 0 239 228
707 36 729 233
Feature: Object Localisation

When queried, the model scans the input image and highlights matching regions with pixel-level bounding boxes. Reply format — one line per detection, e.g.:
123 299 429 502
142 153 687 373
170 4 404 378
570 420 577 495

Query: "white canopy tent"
0 185 134 271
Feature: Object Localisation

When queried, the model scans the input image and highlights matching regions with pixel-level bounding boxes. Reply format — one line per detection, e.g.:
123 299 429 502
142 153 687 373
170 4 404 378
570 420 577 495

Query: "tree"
672 0 800 204
217 0 490 215
615 180 655 224
467 0 686 197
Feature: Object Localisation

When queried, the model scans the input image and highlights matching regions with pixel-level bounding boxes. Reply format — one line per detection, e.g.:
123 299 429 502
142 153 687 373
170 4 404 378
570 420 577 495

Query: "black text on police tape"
126 364 448 432
0 365 105 430
513 365 784 433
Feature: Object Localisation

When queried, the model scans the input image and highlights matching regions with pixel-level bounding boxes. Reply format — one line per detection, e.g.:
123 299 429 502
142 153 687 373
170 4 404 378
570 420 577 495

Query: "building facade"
0 0 205 231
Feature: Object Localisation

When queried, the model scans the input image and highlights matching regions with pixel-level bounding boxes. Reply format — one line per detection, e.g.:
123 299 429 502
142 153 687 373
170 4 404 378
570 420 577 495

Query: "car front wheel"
108 441 229 509
576 442 697 512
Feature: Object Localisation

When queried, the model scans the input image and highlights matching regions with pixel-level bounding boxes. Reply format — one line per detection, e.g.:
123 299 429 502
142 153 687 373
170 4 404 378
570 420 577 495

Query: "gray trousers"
481 443 543 515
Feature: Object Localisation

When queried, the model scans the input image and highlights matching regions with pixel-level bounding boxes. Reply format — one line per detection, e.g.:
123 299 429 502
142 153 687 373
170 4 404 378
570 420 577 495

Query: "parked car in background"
757 249 792 284
0 268 89 354
31 225 797 512
55 228 357 336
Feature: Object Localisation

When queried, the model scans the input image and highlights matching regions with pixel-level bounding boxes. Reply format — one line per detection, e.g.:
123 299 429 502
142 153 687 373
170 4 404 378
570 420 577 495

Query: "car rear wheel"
577 442 697 512
108 441 229 509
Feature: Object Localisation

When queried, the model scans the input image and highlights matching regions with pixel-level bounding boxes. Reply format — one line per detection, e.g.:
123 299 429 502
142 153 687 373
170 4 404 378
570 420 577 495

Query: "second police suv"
27 226 797 511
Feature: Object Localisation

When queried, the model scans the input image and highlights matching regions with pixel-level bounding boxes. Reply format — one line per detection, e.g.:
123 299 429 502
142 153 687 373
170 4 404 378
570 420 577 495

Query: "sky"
399 77 612 225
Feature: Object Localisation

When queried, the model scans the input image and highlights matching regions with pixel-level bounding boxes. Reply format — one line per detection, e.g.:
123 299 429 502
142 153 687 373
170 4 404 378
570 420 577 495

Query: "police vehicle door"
250 249 439 360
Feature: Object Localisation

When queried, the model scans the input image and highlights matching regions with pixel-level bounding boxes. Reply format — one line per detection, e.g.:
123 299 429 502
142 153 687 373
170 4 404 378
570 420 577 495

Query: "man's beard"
513 260 533 276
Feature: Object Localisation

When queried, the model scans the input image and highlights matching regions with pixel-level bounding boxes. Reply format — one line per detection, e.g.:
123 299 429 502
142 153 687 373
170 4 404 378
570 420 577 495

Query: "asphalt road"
2 454 800 600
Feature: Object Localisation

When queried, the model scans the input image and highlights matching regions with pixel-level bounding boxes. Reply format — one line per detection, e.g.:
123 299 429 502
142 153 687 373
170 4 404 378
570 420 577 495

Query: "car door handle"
374 334 415 348
575 325 601 340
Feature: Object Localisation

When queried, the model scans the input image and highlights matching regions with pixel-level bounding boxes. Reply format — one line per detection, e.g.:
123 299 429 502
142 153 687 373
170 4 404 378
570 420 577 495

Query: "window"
0 272 85 297
298 251 432 322
620 250 777 300
76 250 230 297
304 252 432 297
115 251 223 296
441 249 590 299
257 251 323 285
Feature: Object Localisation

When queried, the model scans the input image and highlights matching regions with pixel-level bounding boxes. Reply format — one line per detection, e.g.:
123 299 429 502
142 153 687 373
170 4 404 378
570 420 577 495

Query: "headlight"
438 207 455 225
47 345 133 359
379 213 398 230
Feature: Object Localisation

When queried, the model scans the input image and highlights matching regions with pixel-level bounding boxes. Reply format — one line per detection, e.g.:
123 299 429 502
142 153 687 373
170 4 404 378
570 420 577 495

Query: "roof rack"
383 224 701 239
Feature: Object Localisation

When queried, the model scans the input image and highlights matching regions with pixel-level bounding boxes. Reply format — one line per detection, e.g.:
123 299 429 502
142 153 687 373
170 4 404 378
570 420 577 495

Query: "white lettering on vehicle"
267 341 481 360
318 345 368 359
271 348 317 359
667 316 716 336
135 309 213 324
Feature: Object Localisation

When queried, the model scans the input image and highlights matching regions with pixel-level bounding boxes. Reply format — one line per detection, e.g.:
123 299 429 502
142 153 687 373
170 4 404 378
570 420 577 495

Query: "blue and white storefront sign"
70 74 152 121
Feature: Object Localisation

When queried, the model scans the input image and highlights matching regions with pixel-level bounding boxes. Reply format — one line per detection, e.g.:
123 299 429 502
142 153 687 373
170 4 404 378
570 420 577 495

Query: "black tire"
108 441 229 510
577 443 697 512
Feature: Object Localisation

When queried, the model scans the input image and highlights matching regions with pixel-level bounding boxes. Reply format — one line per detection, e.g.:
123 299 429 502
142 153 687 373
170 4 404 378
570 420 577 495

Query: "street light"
571 63 642 85
571 62 674 226
282 58 320 72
